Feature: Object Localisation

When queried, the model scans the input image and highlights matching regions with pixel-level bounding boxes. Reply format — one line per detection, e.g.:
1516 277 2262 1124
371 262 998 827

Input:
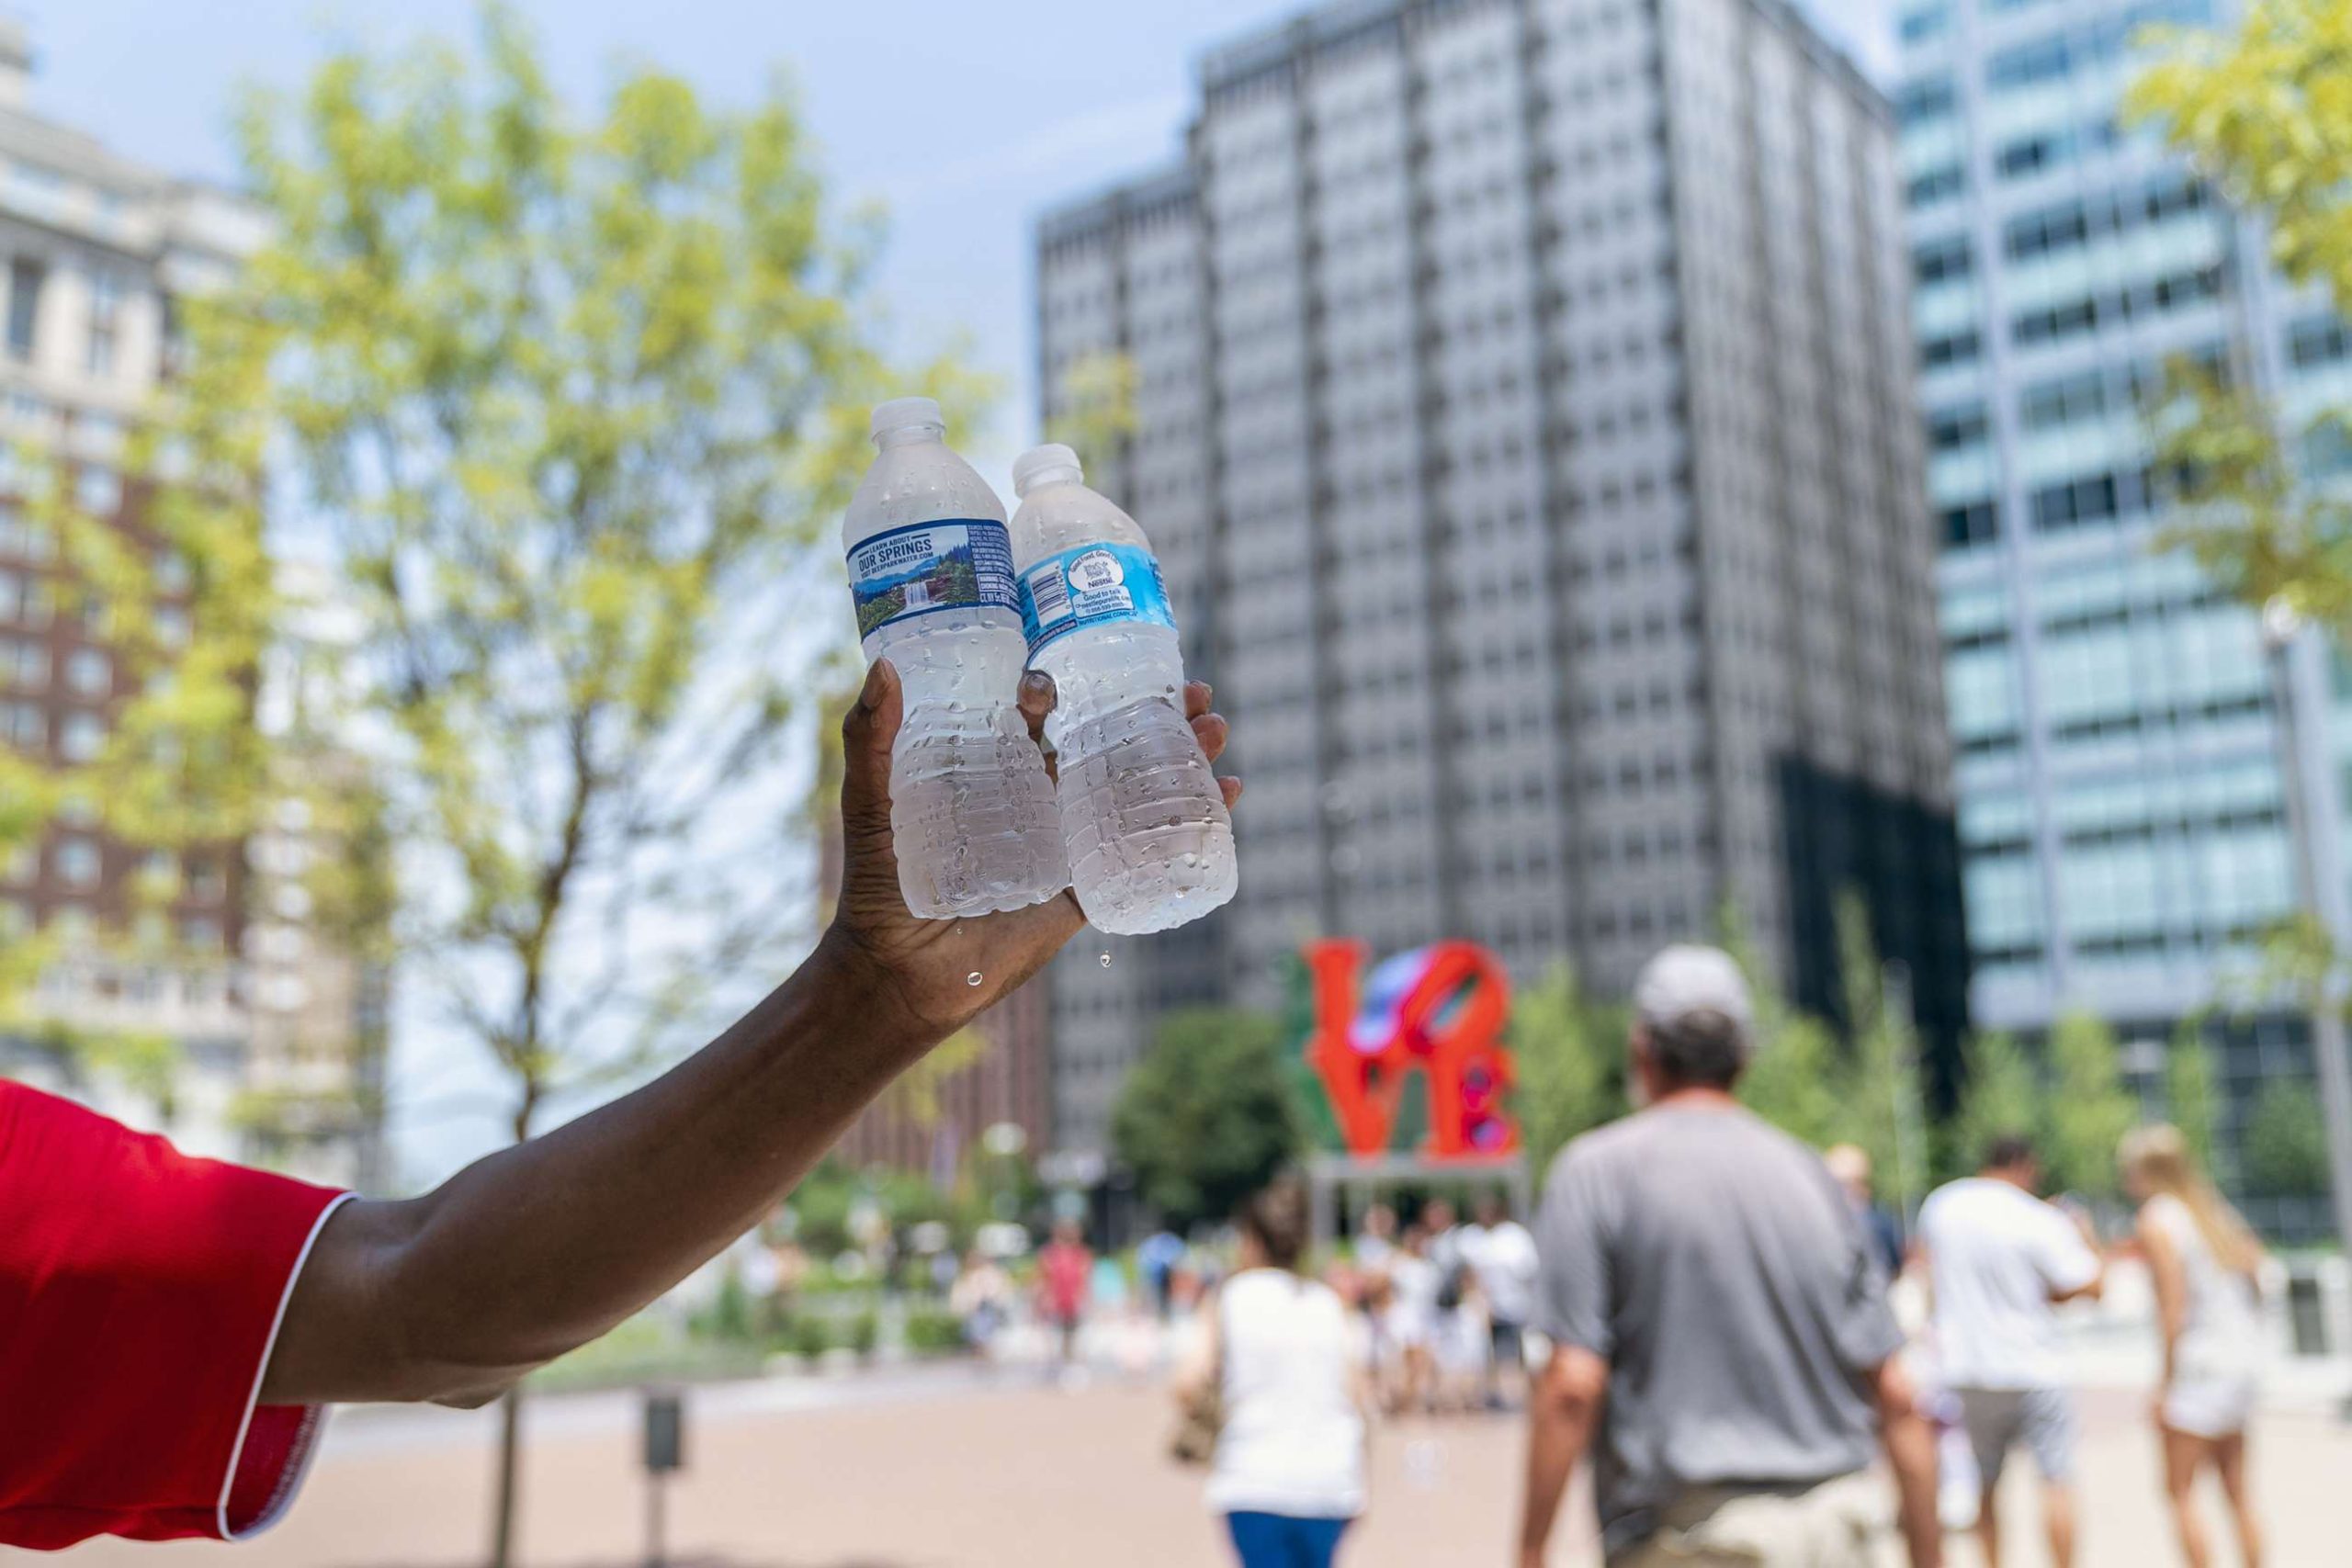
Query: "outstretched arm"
260 662 1238 1405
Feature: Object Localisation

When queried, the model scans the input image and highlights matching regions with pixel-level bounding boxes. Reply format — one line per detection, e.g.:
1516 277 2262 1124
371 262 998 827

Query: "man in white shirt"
1918 1135 2104 1568
1463 1191 1541 1408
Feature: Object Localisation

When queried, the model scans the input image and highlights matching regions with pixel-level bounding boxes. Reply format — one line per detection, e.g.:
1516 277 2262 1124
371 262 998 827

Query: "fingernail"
1021 671 1056 703
858 660 889 710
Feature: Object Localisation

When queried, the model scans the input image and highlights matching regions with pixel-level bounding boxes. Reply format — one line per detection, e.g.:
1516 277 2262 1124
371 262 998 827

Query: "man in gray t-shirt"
1515 946 1941 1568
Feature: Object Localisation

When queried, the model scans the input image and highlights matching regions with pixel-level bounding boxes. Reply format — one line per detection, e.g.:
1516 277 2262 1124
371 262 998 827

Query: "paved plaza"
53 1359 2352 1568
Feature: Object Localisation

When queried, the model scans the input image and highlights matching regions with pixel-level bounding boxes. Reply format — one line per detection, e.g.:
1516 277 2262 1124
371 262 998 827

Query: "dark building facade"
1035 0 1966 1157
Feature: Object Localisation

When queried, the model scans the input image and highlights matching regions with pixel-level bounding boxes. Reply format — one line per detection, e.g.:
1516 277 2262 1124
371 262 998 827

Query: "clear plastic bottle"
842 399 1066 919
1009 443 1237 934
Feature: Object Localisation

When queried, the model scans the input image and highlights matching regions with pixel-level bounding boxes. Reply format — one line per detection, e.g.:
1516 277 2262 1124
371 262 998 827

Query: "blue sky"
29 0 1887 491
22 0 1883 1179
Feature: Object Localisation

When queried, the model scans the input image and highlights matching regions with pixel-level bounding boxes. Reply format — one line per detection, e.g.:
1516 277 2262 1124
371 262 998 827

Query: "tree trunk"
488 1090 537 1568
488 1384 524 1568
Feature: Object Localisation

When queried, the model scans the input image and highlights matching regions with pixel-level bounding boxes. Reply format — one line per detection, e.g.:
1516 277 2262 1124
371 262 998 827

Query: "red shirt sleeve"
0 1079 352 1550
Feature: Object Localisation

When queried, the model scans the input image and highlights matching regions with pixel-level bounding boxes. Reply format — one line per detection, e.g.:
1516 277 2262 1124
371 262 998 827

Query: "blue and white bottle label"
1019 542 1175 655
846 518 1020 643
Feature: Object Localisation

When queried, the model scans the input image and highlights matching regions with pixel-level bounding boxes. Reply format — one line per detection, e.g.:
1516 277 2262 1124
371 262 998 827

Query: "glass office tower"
1901 0 2340 1233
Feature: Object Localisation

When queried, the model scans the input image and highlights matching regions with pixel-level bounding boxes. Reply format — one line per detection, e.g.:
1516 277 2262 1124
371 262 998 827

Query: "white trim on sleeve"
216 1190 357 1540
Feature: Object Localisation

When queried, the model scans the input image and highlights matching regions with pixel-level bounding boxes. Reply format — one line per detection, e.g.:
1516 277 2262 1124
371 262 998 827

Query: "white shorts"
1955 1386 2076 1486
2163 1371 2258 1439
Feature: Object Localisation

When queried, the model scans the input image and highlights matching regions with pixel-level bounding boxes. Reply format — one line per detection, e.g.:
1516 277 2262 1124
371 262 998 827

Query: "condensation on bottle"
842 400 1066 919
1009 444 1237 935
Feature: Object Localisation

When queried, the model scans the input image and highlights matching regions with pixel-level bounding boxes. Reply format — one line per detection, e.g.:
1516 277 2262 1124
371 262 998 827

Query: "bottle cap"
1012 443 1085 497
870 397 945 442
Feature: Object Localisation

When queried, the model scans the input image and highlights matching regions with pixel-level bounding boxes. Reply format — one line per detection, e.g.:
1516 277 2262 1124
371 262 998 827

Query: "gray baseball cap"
1632 944 1756 1043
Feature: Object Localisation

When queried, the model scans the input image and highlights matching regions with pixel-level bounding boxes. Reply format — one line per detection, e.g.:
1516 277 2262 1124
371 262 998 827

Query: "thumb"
840 660 901 844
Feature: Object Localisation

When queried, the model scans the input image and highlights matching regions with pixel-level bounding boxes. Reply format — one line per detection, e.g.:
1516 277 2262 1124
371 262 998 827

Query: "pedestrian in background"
1516 945 1941 1568
1140 1226 1187 1322
1464 1190 1541 1410
1037 1219 1094 1377
1354 1201 1398 1272
1825 1144 1907 1285
1918 1135 2103 1568
2120 1124 2267 1568
1383 1224 1441 1415
951 1247 1013 1361
1174 1181 1373 1568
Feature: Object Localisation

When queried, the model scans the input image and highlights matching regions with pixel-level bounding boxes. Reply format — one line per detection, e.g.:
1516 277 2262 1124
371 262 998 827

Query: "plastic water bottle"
842 399 1065 919
1009 444 1236 934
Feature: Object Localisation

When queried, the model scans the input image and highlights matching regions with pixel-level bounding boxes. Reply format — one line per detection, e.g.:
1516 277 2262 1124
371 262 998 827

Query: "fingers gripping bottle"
1009 444 1238 934
843 399 1066 919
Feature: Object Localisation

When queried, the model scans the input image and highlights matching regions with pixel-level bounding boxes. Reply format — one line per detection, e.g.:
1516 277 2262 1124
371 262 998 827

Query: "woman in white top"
1175 1182 1373 1568
2120 1124 2267 1568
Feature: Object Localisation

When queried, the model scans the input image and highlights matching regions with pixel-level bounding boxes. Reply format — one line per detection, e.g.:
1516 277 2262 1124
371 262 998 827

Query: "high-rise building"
1035 0 1966 1160
1898 0 2338 1234
0 22 382 1185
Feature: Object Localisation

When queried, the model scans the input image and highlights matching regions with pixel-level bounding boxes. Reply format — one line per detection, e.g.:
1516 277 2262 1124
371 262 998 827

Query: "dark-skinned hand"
825 660 1239 1038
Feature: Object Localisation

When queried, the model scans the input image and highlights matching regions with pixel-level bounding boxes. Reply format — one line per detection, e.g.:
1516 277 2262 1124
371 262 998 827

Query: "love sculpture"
1302 940 1519 1160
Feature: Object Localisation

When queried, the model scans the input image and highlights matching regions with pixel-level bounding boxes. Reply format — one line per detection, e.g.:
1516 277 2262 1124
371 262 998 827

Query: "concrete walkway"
53 1370 2352 1567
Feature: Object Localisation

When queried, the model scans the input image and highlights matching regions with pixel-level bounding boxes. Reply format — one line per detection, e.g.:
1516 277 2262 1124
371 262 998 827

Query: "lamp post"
2258 599 2352 1383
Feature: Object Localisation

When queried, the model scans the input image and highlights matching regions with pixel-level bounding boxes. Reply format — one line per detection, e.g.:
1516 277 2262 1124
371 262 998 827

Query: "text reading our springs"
847 519 1020 644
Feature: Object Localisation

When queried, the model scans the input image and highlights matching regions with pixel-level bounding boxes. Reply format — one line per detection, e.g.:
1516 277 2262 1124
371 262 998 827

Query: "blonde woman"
2120 1125 2266 1568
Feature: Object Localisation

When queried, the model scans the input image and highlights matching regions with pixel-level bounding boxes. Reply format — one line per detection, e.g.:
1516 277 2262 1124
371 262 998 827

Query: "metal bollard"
641 1388 684 1568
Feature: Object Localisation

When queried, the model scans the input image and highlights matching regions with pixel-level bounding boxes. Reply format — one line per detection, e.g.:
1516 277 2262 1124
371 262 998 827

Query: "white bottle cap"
1012 443 1085 498
870 397 945 442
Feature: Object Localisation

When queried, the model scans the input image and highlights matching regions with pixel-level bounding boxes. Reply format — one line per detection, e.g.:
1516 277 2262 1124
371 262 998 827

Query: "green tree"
1951 1031 2041 1178
1045 349 1139 468
1837 892 1930 1218
1508 962 1624 1171
202 9 972 1562
2245 1078 2334 1196
1113 1008 1304 1231
2128 6 2352 626
1718 897 1870 1151
1739 1010 1854 1150
2165 1017 2223 1178
2041 1011 2142 1201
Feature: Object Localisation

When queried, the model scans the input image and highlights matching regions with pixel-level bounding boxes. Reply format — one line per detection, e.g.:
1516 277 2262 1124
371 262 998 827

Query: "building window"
85 268 122 378
2289 314 2352 369
64 648 108 697
1940 499 2001 550
1986 35 2072 92
56 837 100 889
59 711 105 761
2020 368 2108 430
1905 164 1965 208
6 257 43 360
75 467 119 516
1921 330 1981 369
1928 401 1990 453
1895 74 1957 129
1899 3 1951 44
1913 235 1973 286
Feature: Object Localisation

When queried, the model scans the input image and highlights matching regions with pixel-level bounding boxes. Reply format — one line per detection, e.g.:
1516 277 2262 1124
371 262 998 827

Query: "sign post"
640 1387 684 1568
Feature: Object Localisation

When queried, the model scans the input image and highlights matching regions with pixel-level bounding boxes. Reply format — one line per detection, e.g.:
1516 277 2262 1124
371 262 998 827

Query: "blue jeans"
1226 1511 1350 1568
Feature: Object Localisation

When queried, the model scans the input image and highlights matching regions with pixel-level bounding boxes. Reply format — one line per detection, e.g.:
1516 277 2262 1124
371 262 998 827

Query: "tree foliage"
194 8 981 1560
1113 1008 1304 1231
1951 1031 2041 1177
1044 350 1139 465
2165 1017 2223 1177
2128 6 2352 626
1508 962 1623 1172
209 2 980 1141
2244 1077 2334 1196
2041 1011 2142 1201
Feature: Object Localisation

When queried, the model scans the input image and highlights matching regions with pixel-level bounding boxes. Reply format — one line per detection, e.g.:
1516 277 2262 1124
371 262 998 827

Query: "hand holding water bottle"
826 659 1238 1036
